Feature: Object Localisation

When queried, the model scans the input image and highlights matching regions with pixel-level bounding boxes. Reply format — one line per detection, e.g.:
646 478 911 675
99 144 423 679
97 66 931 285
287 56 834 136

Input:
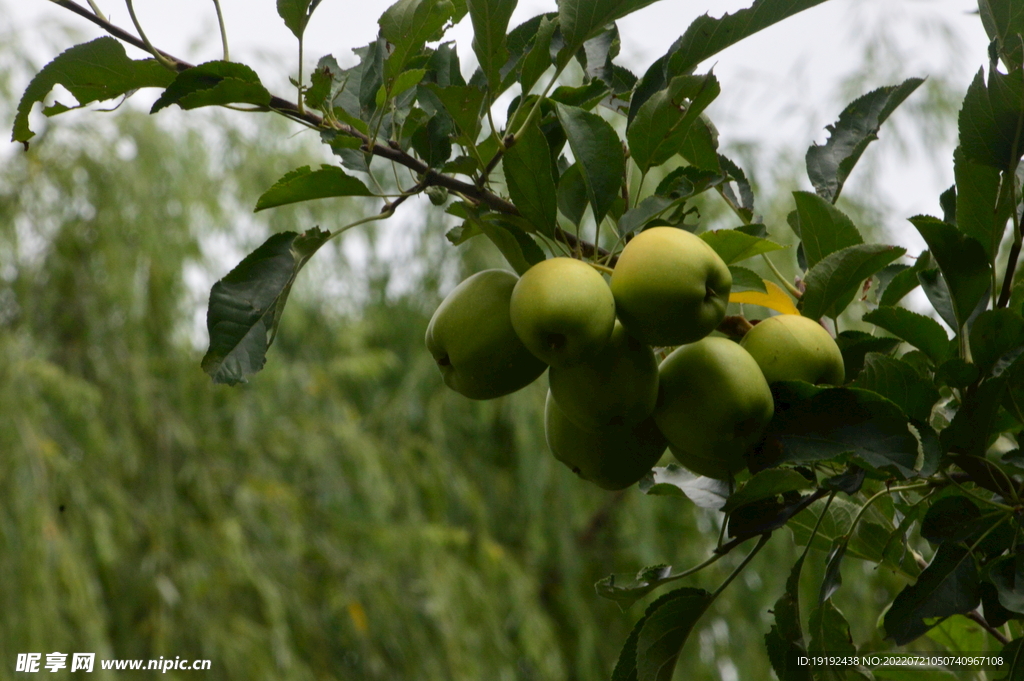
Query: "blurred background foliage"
0 6 982 681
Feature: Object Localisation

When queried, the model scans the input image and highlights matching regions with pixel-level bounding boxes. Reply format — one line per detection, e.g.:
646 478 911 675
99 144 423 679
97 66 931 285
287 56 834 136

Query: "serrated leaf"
918 268 959 331
556 162 589 225
834 330 901 382
638 464 729 509
879 251 930 307
765 626 812 681
151 61 271 113
808 600 856 677
474 213 546 275
467 0 517 90
910 216 990 330
503 122 557 238
970 308 1024 376
920 496 983 545
722 469 813 513
979 0 1024 71
862 306 951 365
411 112 454 167
13 37 176 144
679 116 721 172
820 539 847 603
883 543 981 646
627 73 720 174
852 352 940 423
729 265 767 293
520 16 558 94
558 0 661 54
618 197 675 237
254 165 373 211
556 102 624 226
955 146 1007 259
791 191 863 270
959 68 1024 172
549 80 610 110
376 68 426 108
202 228 330 385
730 281 800 315
379 0 456 77
596 562 718 610
800 244 906 321
806 78 923 204
718 154 756 219
636 587 714 681
942 372 1015 456
700 229 784 265
424 83 486 145
277 0 318 39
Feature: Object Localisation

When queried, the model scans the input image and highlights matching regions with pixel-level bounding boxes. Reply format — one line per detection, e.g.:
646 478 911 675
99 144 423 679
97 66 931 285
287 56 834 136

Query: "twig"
211 0 229 62
123 0 176 70
964 610 1010 646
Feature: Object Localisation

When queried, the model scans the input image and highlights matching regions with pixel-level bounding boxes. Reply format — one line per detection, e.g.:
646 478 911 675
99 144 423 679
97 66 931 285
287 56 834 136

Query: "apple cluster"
426 227 845 489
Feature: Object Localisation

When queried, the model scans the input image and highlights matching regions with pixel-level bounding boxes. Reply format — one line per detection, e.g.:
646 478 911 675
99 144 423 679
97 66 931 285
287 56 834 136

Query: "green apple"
654 337 774 479
510 257 616 367
548 322 659 430
544 391 666 490
425 269 547 400
610 227 732 346
740 314 845 385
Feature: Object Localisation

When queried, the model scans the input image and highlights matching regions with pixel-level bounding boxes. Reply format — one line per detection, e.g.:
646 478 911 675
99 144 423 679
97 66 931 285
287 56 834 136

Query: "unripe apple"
740 314 845 385
654 337 774 479
544 391 666 490
510 257 616 367
610 227 732 346
425 269 547 399
548 322 659 430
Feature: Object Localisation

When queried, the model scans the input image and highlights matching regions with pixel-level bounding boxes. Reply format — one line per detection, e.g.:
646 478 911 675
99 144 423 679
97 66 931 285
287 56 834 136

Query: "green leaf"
549 80 610 110
808 601 856 677
504 122 558 238
424 83 486 145
791 192 863 270
883 543 981 646
474 214 546 275
151 61 271 113
12 37 176 144
852 352 940 423
920 496 983 545
556 163 589 226
618 197 675 237
805 79 924 204
376 68 426 108
970 308 1024 376
655 166 729 199
879 251 930 307
202 228 330 385
555 102 625 226
277 0 319 39
862 306 951 365
520 16 558 94
991 554 1024 615
679 117 721 172
955 146 1008 260
819 539 847 604
636 587 715 681
558 0 661 54
835 330 902 381
254 166 373 211
639 464 730 509
910 216 991 330
918 268 959 331
467 0 517 90
379 0 456 77
942 373 1014 456
597 562 716 611
999 638 1024 680
800 244 906 321
411 112 454 167
699 230 784 265
764 627 811 681
980 0 1024 71
305 55 344 111
627 73 720 174
729 265 768 293
958 68 1024 171
722 469 812 514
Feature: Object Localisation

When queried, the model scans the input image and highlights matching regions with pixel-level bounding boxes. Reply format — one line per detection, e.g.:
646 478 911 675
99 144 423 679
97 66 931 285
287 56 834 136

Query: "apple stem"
588 262 614 276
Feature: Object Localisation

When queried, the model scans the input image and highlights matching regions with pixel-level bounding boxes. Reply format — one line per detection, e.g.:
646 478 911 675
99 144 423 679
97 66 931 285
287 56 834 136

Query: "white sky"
6 0 990 256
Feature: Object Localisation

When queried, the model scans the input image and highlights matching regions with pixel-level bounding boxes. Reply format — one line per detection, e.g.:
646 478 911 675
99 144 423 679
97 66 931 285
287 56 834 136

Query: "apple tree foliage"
14 0 1024 677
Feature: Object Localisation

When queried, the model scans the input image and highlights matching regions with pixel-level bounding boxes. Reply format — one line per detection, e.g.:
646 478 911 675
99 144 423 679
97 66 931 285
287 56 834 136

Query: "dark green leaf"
920 496 982 544
254 165 373 211
636 587 714 681
835 330 902 381
879 251 930 307
424 83 486 145
884 543 981 645
504 123 557 238
971 308 1024 376
277 0 318 39
655 166 728 199
411 113 454 167
910 216 991 329
776 554 806 644
730 265 768 293
699 230 784 265
722 469 813 513
942 374 1013 457
958 68 1024 171
555 102 625 225
467 0 517 90
520 16 558 94
426 41 466 88
852 352 940 423
678 117 721 172
151 61 271 113
618 197 675 237
935 358 980 390
997 638 1024 680
862 306 951 365
808 601 856 678
558 0 661 53
577 23 620 85
981 581 1020 628
819 539 847 603
638 464 729 509
379 0 455 77
805 79 923 204
764 627 811 681
549 80 610 109
955 146 1008 259
791 192 863 270
445 220 481 244
918 268 959 331
596 563 716 610
718 154 756 219
474 213 546 275
556 162 589 225
800 244 906 321
627 73 720 173
13 37 176 144
202 228 330 385
989 555 1024 617
979 0 1024 71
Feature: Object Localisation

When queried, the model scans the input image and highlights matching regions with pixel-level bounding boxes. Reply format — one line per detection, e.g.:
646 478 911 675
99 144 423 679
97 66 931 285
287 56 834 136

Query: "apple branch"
46 0 608 261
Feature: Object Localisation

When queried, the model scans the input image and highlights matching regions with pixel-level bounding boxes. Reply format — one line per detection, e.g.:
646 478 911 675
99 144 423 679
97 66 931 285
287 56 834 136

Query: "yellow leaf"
730 281 800 316
348 601 369 634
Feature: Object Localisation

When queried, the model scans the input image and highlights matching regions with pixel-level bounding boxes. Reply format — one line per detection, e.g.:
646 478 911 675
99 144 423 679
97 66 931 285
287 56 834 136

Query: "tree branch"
47 0 610 261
